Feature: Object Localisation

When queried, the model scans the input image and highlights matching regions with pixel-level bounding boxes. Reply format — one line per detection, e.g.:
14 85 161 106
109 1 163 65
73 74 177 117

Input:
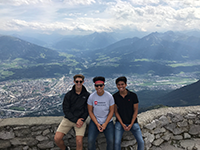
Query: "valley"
0 72 198 119
1 31 200 118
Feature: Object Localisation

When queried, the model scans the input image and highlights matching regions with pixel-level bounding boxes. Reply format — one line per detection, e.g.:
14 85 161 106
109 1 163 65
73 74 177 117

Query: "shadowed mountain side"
155 79 200 107
5 65 71 80
82 61 174 77
0 35 61 62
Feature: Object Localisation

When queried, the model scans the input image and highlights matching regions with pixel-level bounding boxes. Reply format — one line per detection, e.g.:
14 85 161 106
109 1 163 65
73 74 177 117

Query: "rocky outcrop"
0 106 200 150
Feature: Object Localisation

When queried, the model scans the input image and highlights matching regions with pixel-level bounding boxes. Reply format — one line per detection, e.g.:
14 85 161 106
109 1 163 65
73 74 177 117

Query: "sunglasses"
95 84 104 87
75 80 83 83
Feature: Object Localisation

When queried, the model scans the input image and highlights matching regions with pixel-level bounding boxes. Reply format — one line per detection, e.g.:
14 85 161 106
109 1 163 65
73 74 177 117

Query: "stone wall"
0 106 200 150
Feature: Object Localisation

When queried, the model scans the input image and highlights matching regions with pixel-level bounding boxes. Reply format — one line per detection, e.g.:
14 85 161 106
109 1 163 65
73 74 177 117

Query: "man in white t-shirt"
87 76 115 150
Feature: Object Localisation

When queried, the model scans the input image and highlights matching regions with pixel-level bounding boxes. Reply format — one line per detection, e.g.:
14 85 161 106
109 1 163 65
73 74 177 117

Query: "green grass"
96 55 110 61
0 70 14 76
167 60 200 67
9 106 25 111
129 74 198 88
40 53 46 58
168 63 195 67
59 52 74 59
0 58 30 70
134 58 154 62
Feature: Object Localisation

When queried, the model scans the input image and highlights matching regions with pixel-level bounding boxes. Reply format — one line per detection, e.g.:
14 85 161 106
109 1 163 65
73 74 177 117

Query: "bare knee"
54 132 64 143
76 136 83 147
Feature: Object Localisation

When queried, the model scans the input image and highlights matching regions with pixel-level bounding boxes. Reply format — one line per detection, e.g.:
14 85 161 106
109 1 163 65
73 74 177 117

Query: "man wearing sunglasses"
87 76 115 150
54 74 90 150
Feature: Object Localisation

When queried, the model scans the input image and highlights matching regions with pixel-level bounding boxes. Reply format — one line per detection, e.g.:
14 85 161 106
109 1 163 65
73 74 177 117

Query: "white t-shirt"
87 90 115 124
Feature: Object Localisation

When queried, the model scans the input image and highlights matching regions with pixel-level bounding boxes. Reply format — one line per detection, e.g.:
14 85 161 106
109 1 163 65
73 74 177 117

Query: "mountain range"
82 31 200 76
52 32 117 52
1 31 200 117
0 31 200 81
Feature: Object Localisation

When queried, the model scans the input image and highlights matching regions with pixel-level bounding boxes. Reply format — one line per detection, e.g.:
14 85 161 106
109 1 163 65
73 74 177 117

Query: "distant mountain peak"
142 31 162 45
53 32 117 51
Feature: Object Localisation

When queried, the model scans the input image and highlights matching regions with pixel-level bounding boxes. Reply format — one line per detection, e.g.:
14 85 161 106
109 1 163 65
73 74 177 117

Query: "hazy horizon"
1 0 200 40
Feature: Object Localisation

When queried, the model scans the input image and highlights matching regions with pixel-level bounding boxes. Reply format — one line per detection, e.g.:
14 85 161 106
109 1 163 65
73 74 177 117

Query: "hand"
101 123 107 131
126 124 132 131
76 118 84 128
122 123 129 131
96 123 104 132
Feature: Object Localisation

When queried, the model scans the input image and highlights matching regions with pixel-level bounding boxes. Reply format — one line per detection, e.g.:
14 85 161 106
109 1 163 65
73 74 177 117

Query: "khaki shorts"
56 117 86 136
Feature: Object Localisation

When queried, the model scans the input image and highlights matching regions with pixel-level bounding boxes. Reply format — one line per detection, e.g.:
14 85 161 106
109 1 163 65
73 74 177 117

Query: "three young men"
55 75 144 150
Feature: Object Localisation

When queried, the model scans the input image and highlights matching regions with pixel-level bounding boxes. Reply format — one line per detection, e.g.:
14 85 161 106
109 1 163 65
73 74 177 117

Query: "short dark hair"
93 76 105 83
115 76 127 84
73 74 85 81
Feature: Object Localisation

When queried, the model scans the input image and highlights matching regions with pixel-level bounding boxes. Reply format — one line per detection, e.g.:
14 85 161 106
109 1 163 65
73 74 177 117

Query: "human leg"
74 122 87 150
75 136 83 150
88 120 99 150
54 118 74 150
54 132 66 150
104 121 114 150
130 123 144 150
114 121 124 150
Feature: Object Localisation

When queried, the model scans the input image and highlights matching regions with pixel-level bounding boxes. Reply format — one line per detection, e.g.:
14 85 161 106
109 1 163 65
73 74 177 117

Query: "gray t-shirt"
87 90 115 124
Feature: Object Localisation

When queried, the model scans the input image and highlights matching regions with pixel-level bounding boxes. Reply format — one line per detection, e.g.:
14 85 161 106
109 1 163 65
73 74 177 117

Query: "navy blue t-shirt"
113 89 138 124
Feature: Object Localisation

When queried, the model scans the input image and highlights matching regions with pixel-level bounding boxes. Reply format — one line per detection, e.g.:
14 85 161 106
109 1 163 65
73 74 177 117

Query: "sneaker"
65 146 70 150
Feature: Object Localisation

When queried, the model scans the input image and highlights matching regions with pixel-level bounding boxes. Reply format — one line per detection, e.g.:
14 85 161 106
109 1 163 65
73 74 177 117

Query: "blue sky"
0 0 200 36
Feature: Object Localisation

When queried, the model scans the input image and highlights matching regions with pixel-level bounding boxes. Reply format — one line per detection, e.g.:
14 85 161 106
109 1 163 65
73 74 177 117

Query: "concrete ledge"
1 106 200 127
138 105 200 127
0 116 63 127
0 105 200 150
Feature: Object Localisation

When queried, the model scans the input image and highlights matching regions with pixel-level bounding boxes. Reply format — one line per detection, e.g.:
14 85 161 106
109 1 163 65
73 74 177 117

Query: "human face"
116 81 127 92
94 83 104 95
74 77 84 88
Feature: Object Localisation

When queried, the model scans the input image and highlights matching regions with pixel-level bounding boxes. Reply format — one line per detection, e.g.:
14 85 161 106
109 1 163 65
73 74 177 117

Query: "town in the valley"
0 73 198 119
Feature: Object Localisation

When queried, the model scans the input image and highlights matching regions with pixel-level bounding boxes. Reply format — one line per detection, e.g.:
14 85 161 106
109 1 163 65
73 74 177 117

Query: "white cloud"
0 0 96 6
63 0 96 5
0 0 52 6
0 0 200 35
1 17 116 33
129 0 160 6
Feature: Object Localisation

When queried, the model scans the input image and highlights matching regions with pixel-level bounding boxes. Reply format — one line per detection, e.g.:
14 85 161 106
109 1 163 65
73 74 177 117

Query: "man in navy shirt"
113 76 144 150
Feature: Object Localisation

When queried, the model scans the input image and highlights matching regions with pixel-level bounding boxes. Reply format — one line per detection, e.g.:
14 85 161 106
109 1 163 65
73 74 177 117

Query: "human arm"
80 93 90 121
127 103 139 131
76 94 90 128
62 93 79 123
101 104 115 131
114 104 129 131
88 104 103 132
76 107 88 128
